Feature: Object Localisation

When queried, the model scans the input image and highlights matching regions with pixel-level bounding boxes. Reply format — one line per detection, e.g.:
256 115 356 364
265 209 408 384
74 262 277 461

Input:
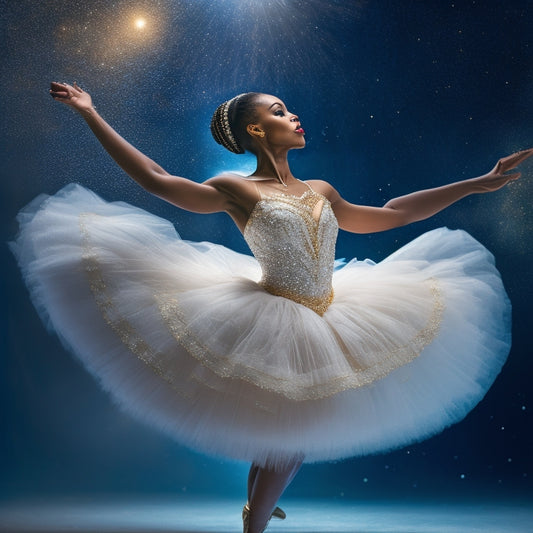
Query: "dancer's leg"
247 464 260 503
245 458 303 533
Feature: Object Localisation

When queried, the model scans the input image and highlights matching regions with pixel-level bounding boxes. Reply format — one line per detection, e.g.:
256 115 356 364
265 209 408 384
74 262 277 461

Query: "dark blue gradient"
1 0 532 506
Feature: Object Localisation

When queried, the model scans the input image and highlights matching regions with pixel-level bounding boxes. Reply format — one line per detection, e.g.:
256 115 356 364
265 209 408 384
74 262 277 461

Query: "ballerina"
11 82 532 533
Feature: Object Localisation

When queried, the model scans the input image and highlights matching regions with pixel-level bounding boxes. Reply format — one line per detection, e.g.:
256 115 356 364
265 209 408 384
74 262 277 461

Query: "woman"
12 82 532 533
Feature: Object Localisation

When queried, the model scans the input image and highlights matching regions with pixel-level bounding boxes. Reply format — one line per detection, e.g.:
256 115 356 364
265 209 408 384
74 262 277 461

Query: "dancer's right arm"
50 82 228 213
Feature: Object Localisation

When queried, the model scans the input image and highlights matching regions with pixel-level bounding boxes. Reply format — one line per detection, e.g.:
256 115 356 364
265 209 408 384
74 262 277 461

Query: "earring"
257 130 265 138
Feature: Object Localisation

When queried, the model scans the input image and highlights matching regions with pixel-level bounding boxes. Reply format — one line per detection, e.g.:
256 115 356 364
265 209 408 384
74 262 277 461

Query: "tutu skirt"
11 184 511 466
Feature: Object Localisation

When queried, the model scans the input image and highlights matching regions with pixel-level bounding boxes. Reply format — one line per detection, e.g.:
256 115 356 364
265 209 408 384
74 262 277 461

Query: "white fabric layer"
11 184 511 467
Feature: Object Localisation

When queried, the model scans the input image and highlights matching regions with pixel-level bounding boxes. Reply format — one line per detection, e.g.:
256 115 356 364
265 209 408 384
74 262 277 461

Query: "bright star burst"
134 17 147 30
165 0 364 89
54 3 168 69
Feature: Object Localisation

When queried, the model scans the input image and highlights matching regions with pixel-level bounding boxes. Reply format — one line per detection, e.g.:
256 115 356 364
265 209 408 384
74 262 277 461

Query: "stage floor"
0 499 531 532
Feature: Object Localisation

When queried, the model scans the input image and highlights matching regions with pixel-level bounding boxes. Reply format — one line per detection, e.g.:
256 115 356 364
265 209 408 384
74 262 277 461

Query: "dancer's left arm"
329 149 533 234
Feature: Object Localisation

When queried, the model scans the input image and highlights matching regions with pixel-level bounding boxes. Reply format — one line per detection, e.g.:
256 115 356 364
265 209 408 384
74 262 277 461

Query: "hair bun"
210 94 246 154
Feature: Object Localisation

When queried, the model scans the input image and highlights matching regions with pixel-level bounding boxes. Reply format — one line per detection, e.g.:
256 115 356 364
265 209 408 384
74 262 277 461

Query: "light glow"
135 17 146 30
55 7 167 68
1 500 530 532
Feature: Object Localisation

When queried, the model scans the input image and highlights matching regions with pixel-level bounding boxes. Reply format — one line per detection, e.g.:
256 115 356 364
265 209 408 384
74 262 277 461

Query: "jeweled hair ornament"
210 94 246 154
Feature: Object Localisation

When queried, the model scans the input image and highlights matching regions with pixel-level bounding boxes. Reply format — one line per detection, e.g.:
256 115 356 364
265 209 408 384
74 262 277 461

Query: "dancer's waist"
260 281 334 316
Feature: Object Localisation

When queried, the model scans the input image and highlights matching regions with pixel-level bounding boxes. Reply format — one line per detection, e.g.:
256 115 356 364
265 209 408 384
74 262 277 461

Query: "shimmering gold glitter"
153 189 446 401
79 212 190 398
260 282 334 316
79 191 446 403
156 278 444 401
244 189 338 315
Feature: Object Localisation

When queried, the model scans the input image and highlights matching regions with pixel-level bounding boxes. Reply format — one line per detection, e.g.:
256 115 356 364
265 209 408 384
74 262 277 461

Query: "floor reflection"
0 499 531 532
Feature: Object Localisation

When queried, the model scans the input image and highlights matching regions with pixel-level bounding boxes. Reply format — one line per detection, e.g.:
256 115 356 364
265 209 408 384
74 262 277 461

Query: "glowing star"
134 18 146 30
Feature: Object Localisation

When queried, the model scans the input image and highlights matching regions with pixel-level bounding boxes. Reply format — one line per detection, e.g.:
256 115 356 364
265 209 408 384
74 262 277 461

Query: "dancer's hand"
49 82 94 114
472 148 533 192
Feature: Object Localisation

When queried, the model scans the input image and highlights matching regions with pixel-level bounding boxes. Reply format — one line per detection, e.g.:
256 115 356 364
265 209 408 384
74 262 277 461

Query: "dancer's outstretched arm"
327 148 533 234
50 82 227 213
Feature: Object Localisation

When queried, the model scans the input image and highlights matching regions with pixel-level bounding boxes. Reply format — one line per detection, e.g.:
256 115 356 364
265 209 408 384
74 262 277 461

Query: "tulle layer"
11 184 511 466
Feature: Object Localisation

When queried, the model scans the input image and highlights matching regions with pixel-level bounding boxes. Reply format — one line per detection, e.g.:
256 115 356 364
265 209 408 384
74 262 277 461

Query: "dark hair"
210 92 262 154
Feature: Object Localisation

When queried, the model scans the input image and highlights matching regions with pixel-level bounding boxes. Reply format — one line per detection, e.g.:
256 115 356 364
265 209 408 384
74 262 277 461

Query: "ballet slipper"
242 504 285 533
242 504 251 533
271 506 286 519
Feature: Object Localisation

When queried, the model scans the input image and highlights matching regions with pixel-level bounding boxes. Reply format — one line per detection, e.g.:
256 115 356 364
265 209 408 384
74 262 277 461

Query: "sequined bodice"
243 189 338 315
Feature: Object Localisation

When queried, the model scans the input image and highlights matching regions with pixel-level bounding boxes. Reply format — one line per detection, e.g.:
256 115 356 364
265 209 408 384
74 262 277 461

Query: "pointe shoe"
242 504 286 533
242 504 251 533
271 506 286 520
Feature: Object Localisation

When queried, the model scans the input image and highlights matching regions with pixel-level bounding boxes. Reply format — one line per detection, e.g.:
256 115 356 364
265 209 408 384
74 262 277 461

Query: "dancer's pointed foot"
242 504 251 533
242 504 285 532
271 506 286 520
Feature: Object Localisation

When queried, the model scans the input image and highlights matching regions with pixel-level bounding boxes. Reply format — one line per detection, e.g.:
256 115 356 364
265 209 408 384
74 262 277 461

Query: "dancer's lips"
295 127 305 134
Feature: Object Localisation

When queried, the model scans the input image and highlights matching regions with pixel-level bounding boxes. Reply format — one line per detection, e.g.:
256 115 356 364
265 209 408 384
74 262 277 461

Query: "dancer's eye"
274 109 285 116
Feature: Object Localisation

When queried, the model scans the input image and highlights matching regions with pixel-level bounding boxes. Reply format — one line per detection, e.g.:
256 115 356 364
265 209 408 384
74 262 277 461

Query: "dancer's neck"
251 150 296 187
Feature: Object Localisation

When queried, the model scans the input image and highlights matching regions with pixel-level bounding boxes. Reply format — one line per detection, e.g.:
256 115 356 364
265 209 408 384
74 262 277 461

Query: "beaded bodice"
243 188 338 315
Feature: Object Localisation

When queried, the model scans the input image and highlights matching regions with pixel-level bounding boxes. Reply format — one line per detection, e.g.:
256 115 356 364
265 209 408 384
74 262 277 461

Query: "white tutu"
11 184 511 467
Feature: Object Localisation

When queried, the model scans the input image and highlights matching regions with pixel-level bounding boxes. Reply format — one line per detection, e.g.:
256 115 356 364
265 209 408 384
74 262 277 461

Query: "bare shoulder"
205 173 259 212
304 179 341 202
204 172 242 188
206 173 254 195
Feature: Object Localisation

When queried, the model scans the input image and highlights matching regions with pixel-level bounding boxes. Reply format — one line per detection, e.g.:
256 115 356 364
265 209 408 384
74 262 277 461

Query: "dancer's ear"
247 125 265 138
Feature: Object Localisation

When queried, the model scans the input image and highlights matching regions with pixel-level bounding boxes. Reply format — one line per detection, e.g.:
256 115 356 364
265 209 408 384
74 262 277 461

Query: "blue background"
1 0 532 503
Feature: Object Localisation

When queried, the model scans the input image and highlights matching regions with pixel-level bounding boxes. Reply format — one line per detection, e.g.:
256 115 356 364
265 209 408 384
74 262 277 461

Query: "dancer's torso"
243 183 338 315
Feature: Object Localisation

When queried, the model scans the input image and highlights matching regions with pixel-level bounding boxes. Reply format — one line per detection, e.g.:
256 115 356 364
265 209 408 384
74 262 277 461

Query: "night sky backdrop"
1 0 532 504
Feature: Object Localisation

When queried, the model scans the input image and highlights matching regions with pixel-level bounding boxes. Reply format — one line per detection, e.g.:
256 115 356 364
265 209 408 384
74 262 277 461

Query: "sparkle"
54 5 167 69
172 0 362 88
134 17 147 30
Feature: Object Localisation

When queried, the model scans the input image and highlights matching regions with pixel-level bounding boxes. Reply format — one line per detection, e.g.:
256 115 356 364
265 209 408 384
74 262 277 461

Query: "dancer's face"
247 94 306 151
